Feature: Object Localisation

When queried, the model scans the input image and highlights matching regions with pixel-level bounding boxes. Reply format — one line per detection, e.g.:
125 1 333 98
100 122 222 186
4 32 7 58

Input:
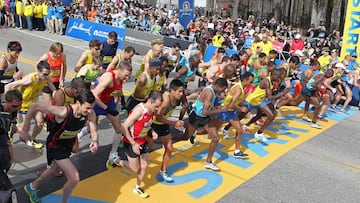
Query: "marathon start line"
42 106 357 203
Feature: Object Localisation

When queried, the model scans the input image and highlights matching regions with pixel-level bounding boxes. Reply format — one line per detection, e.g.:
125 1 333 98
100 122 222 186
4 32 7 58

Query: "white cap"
335 62 346 69
295 34 301 39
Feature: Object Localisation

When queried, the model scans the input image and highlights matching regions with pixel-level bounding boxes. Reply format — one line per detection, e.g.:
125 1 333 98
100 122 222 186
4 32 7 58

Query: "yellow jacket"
33 4 43 18
23 4 34 17
16 1 24 16
42 3 48 15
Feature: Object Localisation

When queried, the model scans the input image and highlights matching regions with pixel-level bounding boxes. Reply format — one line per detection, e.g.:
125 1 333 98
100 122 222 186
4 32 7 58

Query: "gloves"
106 107 119 116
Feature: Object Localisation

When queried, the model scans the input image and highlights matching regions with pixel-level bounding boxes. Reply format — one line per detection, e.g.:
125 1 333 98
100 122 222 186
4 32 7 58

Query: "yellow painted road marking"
0 51 131 96
48 107 351 203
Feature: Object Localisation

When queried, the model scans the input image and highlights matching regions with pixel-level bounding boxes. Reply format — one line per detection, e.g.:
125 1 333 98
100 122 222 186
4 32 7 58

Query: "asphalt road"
1 28 360 203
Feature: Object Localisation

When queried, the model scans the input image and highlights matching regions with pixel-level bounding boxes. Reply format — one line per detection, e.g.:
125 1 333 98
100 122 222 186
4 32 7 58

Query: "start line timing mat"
42 106 358 203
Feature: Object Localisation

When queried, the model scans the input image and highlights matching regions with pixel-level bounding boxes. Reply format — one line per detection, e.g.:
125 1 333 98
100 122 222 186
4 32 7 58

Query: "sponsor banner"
163 36 193 51
178 0 194 28
66 18 126 49
340 0 360 63
124 29 162 55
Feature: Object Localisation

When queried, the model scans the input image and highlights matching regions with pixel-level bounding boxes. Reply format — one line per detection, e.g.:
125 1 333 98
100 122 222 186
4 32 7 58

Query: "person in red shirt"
290 33 304 53
117 91 163 198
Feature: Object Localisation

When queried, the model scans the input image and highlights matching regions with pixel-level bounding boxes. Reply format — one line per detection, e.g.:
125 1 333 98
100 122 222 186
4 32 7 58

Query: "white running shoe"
221 127 230 139
204 161 220 171
159 171 174 182
254 132 268 142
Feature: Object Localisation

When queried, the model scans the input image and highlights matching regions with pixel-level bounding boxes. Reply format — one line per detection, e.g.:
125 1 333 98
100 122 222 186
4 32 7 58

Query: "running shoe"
221 127 230 139
106 153 120 170
159 171 174 182
338 109 348 114
254 132 268 142
302 116 312 122
24 184 41 203
26 140 44 149
204 161 220 171
189 134 196 144
256 118 265 126
329 105 339 112
133 186 149 198
242 125 251 133
233 151 249 159
310 122 322 129
317 116 328 122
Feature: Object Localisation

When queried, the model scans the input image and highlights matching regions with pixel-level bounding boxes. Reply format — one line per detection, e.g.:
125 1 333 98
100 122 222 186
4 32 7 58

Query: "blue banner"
178 0 194 29
66 18 126 49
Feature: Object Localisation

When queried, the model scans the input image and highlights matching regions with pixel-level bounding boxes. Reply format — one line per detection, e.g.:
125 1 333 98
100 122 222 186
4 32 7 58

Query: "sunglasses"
42 73 49 76
95 47 102 51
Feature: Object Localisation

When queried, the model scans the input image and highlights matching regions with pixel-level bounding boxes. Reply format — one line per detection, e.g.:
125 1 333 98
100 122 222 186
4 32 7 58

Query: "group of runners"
1 26 359 202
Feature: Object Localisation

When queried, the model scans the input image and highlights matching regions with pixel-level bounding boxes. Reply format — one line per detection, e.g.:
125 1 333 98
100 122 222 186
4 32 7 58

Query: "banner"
163 36 193 51
66 18 126 49
178 0 194 28
340 1 360 63
124 29 162 55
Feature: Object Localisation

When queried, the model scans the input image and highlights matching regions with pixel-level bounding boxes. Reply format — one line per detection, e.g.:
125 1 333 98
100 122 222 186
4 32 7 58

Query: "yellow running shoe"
133 187 149 198
26 140 44 149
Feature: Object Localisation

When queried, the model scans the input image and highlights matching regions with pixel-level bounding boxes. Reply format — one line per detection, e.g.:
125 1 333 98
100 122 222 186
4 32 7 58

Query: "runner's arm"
4 73 32 92
88 110 99 154
75 52 88 72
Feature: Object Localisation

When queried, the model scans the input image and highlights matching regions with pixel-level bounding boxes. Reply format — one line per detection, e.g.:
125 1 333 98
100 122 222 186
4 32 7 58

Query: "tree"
232 0 240 20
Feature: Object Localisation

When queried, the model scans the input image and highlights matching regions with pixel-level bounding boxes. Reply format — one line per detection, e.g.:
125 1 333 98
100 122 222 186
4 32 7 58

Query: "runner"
124 58 161 112
74 39 103 73
36 42 67 104
151 79 185 182
218 72 254 158
88 61 132 169
241 69 282 141
0 41 23 98
21 89 99 203
76 56 103 89
164 42 181 77
106 46 135 70
100 31 119 70
5 61 56 149
116 91 163 198
184 78 229 171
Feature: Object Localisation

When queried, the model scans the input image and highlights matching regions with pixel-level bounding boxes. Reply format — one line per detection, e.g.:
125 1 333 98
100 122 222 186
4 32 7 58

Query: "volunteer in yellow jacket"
15 0 25 29
5 61 56 149
23 0 34 31
75 39 103 73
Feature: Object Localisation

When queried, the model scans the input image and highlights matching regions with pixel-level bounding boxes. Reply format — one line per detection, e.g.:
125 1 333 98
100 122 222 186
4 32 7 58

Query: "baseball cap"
350 52 357 57
322 47 330 52
294 34 301 39
149 58 161 68
335 62 346 69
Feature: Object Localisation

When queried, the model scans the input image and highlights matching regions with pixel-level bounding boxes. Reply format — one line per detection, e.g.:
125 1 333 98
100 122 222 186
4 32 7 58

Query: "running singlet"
135 52 154 79
179 62 195 85
85 50 93 65
98 70 123 103
47 105 87 150
101 40 118 68
0 55 17 84
20 72 47 112
47 52 63 83
194 85 216 117
222 82 244 110
76 64 99 82
152 91 178 125
123 103 154 145
131 72 155 101
246 76 273 106
153 74 166 91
